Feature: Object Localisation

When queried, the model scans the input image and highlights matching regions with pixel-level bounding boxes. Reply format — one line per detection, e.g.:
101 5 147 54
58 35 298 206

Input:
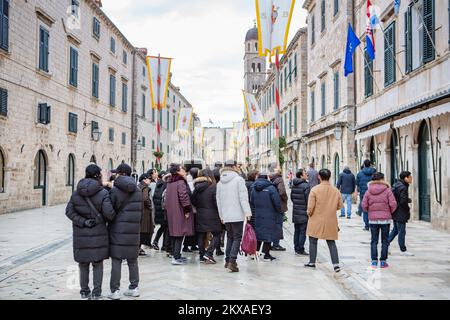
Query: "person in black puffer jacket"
108 163 143 300
290 169 311 255
66 164 116 300
245 170 259 228
191 169 222 264
152 171 168 251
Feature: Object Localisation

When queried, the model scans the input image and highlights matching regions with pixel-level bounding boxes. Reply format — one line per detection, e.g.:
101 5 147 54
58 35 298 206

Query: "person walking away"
152 171 168 251
356 160 376 230
250 173 282 261
362 172 397 269
108 164 143 300
216 160 252 272
305 169 343 273
213 162 225 255
184 167 199 252
165 164 195 265
336 166 356 219
307 163 319 188
269 165 288 251
138 173 153 256
291 169 310 256
66 164 116 300
191 169 222 264
389 171 414 256
245 170 259 229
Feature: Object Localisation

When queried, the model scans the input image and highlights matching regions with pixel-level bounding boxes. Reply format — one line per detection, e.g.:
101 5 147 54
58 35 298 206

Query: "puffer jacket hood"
367 181 390 195
113 176 138 193
77 178 103 197
292 178 306 186
220 168 240 184
343 168 352 174
254 178 272 191
362 167 376 177
193 177 209 193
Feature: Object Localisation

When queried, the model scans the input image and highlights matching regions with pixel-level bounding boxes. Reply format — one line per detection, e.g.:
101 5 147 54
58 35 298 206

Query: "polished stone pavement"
0 204 449 300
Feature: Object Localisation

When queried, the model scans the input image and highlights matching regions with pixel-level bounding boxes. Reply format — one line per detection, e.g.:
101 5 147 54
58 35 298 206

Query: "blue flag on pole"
344 24 361 77
394 0 401 16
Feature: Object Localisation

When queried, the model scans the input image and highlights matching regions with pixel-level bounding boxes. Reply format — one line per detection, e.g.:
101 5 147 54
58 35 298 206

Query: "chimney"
93 0 103 7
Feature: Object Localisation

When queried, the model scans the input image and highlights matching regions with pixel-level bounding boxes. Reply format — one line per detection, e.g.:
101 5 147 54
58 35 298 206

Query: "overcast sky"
102 0 307 128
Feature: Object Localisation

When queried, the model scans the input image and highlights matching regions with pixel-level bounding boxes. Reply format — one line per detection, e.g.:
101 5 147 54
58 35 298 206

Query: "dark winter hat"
115 163 132 176
85 164 101 178
214 161 223 168
158 170 167 179
139 173 151 182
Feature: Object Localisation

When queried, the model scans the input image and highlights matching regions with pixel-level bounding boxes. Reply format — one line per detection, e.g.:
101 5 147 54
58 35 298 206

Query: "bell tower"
244 24 266 93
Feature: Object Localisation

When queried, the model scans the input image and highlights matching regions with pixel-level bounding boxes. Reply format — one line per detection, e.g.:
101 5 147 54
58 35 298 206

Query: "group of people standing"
66 156 414 300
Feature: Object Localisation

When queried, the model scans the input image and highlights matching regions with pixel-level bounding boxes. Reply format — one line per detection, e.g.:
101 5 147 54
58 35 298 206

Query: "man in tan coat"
305 169 343 273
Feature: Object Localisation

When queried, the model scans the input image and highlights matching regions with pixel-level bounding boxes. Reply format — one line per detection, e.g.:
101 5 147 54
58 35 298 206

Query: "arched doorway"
390 130 399 186
34 150 47 206
90 155 97 164
334 153 340 185
418 121 431 222
370 137 376 167
0 148 5 193
67 154 75 193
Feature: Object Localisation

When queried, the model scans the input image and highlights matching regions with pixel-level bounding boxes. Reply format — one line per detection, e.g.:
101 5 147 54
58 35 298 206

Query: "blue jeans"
340 194 352 217
389 221 407 252
294 223 307 253
370 224 390 262
360 194 369 229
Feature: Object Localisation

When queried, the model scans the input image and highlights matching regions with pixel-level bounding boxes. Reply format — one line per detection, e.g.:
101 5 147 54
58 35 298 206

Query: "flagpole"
358 45 381 93
411 3 439 57
274 49 281 170
156 54 161 170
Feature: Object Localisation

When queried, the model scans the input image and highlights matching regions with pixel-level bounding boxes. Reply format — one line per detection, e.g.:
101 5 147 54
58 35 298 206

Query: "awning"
393 103 450 128
355 123 391 141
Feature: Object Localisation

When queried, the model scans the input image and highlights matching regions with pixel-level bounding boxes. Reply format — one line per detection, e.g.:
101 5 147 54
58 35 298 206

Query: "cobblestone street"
0 204 449 300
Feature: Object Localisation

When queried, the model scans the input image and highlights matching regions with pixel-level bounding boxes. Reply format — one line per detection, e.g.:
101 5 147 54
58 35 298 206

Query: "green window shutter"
142 93 145 116
311 90 315 122
167 110 170 129
321 82 326 116
311 15 315 45
294 54 297 79
122 132 126 145
0 87 7 116
39 27 49 72
289 108 292 136
422 0 435 63
405 7 412 74
173 115 175 132
321 0 325 32
384 22 396 86
92 63 99 98
110 74 116 107
334 0 339 16
152 108 155 122
159 108 162 125
294 105 297 133
289 59 292 86
109 128 114 142
1 0 9 51
334 72 339 110
122 83 128 112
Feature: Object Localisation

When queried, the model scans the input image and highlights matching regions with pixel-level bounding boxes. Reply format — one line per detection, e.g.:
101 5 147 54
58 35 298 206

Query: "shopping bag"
241 223 257 256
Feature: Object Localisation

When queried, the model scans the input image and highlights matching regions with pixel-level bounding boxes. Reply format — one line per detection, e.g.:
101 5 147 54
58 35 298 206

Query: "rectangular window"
123 50 127 65
109 74 116 107
68 113 78 133
92 63 99 98
159 108 163 125
37 103 51 124
334 0 339 16
294 105 298 133
152 140 155 150
422 0 435 63
39 27 49 72
93 17 100 38
71 0 79 17
122 83 128 112
122 132 126 145
364 49 374 97
152 108 155 122
142 136 146 148
405 6 413 74
311 90 315 122
142 66 146 77
321 82 326 116
289 59 292 86
384 22 396 86
284 113 288 137
333 72 339 110
311 15 315 45
167 110 170 130
0 0 10 51
142 93 145 117
110 37 116 53
321 0 326 32
91 121 99 139
289 108 292 136
294 54 297 79
0 87 7 116
108 128 114 142
69 47 78 87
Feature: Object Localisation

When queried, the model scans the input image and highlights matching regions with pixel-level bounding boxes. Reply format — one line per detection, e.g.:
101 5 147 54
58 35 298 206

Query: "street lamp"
334 125 343 141
136 138 143 151
91 128 102 142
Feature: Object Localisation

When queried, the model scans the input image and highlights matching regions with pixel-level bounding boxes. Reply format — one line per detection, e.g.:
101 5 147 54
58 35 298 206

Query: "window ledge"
0 114 7 120
91 97 100 104
0 48 11 58
67 132 77 137
92 34 100 42
36 68 53 78
68 84 78 90
36 123 50 130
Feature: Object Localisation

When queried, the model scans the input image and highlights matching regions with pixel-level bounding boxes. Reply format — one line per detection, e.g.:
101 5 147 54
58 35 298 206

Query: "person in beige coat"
305 169 343 272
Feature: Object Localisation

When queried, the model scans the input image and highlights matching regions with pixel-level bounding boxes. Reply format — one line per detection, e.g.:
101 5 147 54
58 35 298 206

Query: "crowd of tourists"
65 158 414 300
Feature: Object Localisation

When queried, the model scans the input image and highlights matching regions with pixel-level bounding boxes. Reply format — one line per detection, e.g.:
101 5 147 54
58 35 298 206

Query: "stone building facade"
353 0 450 229
302 0 357 185
0 0 195 214
244 26 267 94
248 28 308 174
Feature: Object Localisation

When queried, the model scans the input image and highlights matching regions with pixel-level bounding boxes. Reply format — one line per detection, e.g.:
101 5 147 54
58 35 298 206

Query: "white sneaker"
124 288 140 297
399 251 414 256
108 290 121 300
